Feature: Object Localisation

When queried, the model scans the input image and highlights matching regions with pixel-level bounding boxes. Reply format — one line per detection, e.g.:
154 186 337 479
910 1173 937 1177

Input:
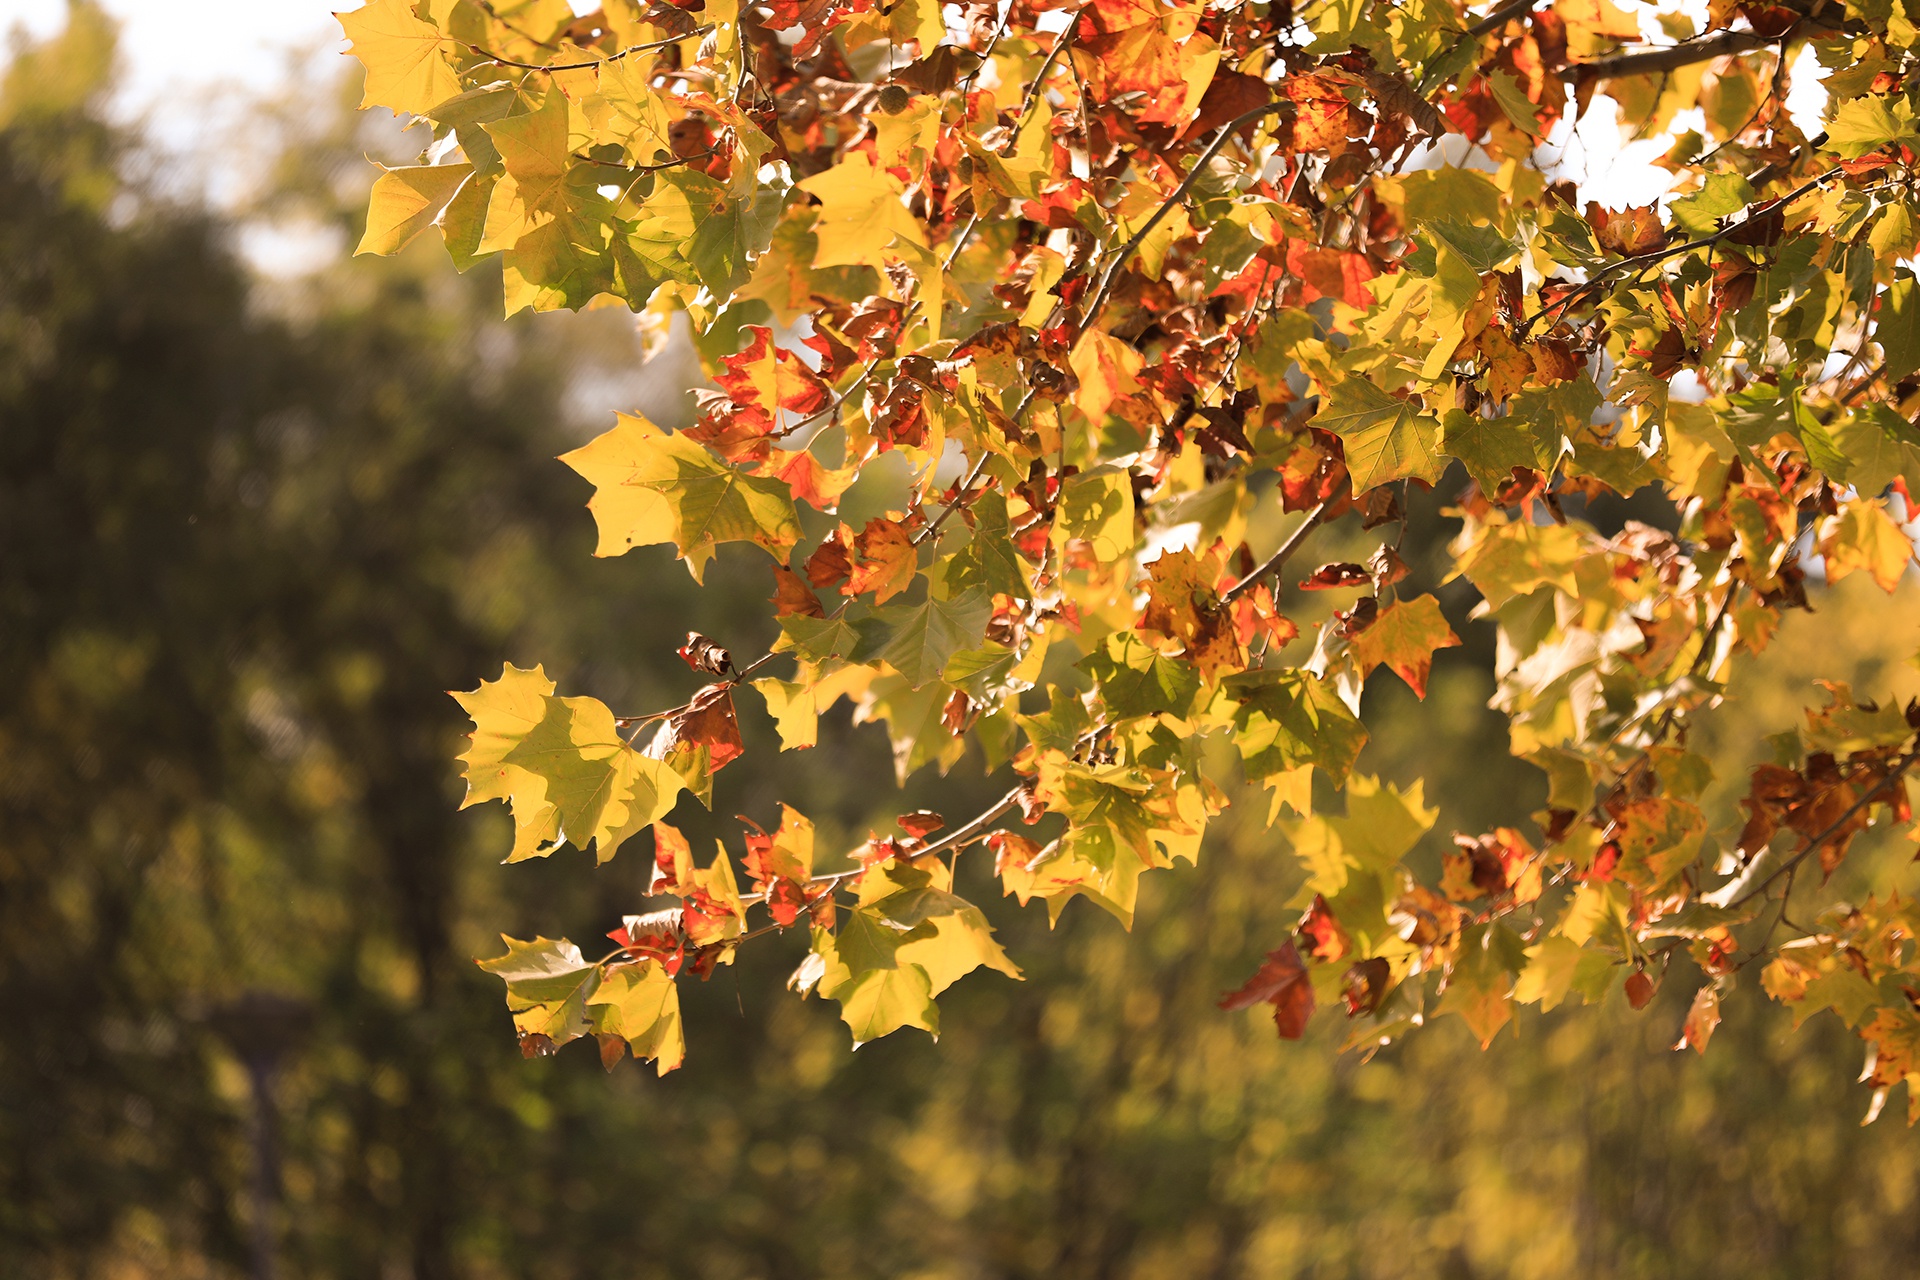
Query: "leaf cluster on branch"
342 0 1920 1118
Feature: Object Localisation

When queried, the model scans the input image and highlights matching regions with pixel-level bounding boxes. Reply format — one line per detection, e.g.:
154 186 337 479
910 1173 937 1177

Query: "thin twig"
1072 101 1284 355
465 25 713 73
1726 749 1920 910
1516 164 1842 339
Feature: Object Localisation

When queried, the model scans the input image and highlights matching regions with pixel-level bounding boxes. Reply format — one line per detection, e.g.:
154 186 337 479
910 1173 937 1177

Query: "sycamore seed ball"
877 84 910 115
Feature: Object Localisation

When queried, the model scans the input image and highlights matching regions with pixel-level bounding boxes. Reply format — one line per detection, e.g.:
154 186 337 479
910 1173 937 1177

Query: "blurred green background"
6 7 1920 1278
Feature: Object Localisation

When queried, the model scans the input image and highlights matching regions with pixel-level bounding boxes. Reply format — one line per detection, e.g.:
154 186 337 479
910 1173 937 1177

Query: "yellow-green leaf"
1318 378 1446 491
587 961 685 1074
560 412 800 580
356 162 473 256
794 151 927 269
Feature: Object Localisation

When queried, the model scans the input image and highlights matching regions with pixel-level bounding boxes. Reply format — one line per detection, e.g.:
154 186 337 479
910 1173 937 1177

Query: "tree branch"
1467 0 1540 38
1724 748 1920 911
1073 101 1284 355
1224 501 1331 602
1569 27 1787 81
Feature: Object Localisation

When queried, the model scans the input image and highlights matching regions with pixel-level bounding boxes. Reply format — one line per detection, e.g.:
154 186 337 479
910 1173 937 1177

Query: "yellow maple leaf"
355 162 472 256
337 0 462 117
1821 498 1916 593
794 151 927 269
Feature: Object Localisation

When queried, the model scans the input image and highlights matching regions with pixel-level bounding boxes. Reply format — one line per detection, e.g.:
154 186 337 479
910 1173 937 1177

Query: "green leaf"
778 611 863 662
808 922 940 1045
1827 94 1920 159
499 694 686 863
1440 407 1540 492
857 588 993 687
1419 216 1517 274
1670 172 1755 236
1317 379 1446 491
1080 631 1201 720
1052 465 1136 562
1488 69 1541 135
1830 404 1920 495
1878 275 1920 386
1221 669 1369 788
948 490 1030 597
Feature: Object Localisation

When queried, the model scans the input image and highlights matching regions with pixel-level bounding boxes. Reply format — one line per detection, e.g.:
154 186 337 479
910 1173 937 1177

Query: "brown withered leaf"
1188 70 1273 139
1367 544 1411 590
1342 957 1392 1016
1363 69 1450 139
1644 327 1689 379
804 530 852 589
890 45 981 93
941 689 974 736
677 631 734 676
1625 970 1657 1010
1357 484 1401 528
1331 595 1380 639
653 684 744 771
1219 941 1316 1039
1528 338 1584 383
771 564 825 618
842 297 906 359
1300 562 1372 591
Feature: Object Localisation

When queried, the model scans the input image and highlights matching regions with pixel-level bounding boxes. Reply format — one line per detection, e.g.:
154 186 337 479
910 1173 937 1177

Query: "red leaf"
1587 203 1668 256
897 810 946 838
767 877 809 927
987 830 1042 875
1298 894 1350 962
714 325 833 423
1219 941 1316 1039
649 821 693 894
804 530 852 589
654 684 744 771
1299 561 1372 591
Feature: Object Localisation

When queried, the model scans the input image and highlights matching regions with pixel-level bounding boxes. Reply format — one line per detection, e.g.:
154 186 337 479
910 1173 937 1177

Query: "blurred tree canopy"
5 6 1920 1279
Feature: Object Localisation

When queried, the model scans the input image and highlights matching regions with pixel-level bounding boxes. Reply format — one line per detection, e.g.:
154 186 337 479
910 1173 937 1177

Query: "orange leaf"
1346 594 1461 699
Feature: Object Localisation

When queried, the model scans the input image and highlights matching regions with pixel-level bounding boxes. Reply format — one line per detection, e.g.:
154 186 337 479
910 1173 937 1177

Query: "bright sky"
1 1 343 125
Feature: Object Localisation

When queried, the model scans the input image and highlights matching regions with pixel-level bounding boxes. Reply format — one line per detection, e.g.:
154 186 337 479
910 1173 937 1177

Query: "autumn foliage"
343 0 1920 1119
